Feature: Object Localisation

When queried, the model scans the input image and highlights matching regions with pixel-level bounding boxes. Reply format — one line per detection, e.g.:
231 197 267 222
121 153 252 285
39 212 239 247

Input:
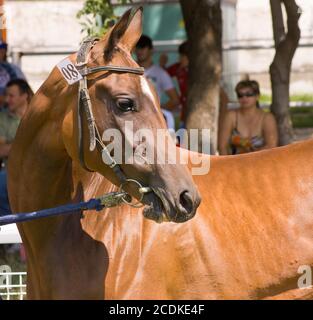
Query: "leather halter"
75 37 149 205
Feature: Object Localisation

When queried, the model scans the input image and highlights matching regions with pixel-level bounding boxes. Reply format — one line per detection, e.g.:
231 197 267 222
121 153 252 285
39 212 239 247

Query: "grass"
291 110 313 128
259 94 272 103
258 94 313 128
290 94 313 102
260 94 313 103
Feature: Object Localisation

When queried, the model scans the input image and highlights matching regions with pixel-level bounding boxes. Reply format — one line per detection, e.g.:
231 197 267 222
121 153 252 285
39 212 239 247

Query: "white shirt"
144 65 176 131
144 64 174 97
161 108 175 132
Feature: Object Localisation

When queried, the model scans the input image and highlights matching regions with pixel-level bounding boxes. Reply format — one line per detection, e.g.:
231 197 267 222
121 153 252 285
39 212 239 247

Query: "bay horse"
8 7 313 300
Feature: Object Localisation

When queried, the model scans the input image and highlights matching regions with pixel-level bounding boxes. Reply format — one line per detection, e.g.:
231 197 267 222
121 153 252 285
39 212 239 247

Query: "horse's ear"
104 6 143 59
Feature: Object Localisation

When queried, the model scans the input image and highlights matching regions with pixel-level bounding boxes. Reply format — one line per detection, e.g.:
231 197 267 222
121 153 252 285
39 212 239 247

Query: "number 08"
61 64 79 81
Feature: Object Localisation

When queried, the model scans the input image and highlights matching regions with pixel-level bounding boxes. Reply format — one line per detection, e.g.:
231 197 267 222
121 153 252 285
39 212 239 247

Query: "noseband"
75 37 150 207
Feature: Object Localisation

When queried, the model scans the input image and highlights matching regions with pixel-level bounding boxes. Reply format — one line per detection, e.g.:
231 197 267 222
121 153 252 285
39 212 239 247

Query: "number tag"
57 58 83 85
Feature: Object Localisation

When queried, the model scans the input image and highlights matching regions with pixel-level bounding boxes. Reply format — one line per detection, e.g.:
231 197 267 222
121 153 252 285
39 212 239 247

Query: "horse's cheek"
62 110 76 159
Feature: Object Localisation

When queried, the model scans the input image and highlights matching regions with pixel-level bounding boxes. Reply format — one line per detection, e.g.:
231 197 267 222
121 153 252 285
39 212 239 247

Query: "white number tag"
57 58 83 85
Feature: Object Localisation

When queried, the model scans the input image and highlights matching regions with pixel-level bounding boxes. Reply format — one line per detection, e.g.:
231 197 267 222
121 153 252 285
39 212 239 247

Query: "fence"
0 272 26 300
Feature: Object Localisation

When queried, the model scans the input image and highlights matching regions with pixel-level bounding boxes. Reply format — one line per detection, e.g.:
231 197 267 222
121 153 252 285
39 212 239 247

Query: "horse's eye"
116 98 136 112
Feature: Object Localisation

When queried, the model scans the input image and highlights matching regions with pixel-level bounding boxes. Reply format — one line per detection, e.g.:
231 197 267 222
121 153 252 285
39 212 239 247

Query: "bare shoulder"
263 111 276 123
262 111 278 131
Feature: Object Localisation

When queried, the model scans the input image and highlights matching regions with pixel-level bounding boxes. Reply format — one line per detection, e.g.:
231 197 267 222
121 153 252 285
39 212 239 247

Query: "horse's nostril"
179 191 194 216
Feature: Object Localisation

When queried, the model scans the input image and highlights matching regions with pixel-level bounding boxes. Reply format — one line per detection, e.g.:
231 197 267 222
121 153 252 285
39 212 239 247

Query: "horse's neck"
15 144 115 243
10 69 115 238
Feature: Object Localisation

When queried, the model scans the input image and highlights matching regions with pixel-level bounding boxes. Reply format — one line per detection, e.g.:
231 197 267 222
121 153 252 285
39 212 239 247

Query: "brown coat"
7 7 313 300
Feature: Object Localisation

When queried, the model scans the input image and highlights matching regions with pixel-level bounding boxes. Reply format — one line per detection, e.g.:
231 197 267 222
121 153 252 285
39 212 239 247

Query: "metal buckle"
118 179 152 208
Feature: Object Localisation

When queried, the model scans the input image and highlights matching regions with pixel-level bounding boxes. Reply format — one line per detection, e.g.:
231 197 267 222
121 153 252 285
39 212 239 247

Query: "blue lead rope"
0 191 128 226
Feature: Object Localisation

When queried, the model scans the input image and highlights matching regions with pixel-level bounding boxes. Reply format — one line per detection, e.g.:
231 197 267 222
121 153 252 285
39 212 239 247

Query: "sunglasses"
237 92 256 98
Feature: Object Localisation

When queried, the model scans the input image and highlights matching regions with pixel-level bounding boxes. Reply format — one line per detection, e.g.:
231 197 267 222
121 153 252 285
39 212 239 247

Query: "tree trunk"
270 0 301 146
180 0 222 154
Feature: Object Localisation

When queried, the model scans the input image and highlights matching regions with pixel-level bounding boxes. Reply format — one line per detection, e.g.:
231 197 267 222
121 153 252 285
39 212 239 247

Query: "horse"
8 7 313 300
7 7 201 299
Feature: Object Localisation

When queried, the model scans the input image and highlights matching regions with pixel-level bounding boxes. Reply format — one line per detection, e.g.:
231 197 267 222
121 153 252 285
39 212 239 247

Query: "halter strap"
75 37 146 190
79 65 144 77
76 37 98 172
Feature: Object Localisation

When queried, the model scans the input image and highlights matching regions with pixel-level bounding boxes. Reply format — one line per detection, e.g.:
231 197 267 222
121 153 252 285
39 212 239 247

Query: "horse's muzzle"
142 187 200 223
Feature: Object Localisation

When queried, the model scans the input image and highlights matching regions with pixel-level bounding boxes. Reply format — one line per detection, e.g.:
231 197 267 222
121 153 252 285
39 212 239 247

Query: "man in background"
160 41 189 128
161 41 230 150
135 35 179 131
0 79 33 215
0 41 26 109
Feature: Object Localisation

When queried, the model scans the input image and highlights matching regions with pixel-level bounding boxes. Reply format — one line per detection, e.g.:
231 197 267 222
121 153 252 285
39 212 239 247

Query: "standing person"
160 41 189 128
218 79 278 155
135 35 179 131
160 41 229 131
0 41 26 109
0 79 33 215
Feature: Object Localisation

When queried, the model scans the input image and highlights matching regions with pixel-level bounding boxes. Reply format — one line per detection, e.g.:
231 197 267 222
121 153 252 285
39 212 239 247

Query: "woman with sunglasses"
218 79 278 155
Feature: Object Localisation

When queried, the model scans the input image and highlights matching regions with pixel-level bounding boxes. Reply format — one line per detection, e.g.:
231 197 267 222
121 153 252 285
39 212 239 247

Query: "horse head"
62 7 201 223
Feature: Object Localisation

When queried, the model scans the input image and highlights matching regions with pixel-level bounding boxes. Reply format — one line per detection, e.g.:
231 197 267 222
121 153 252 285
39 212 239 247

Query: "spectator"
0 41 26 109
160 41 229 130
218 79 278 155
135 35 179 131
0 79 33 216
160 41 188 128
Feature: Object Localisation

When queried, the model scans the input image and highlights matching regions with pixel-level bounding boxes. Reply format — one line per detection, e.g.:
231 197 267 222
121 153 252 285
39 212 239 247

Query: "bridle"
75 37 151 207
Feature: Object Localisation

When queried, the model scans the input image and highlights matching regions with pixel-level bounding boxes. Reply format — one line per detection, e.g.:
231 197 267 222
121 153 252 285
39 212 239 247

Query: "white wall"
6 1 82 49
236 0 313 95
6 0 84 90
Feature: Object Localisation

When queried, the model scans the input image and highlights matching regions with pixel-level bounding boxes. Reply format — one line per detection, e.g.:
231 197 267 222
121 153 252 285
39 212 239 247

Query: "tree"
270 0 301 145
180 0 222 154
77 0 131 36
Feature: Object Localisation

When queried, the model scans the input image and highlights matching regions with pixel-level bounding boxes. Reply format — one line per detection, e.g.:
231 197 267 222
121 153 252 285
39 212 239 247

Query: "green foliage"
259 94 313 128
290 94 313 102
77 0 132 37
290 107 313 128
259 93 313 104
290 107 313 114
259 94 272 103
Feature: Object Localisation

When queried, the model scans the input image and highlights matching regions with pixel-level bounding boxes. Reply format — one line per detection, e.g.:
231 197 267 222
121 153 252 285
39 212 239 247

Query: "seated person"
0 41 26 109
160 41 189 128
218 79 278 155
0 79 33 215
